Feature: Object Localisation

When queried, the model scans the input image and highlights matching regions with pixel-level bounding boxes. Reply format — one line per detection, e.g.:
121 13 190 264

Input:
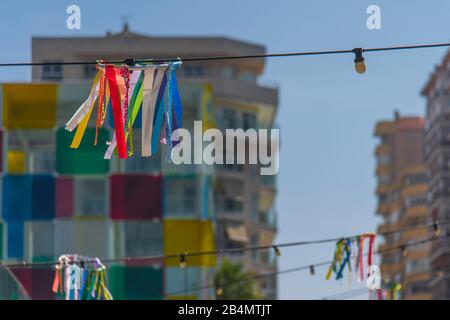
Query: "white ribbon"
65 81 101 132
65 264 81 300
142 67 166 156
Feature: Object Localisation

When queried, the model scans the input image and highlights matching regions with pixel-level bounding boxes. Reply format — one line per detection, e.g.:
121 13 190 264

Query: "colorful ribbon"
104 68 143 159
142 67 166 156
105 65 127 158
66 61 184 159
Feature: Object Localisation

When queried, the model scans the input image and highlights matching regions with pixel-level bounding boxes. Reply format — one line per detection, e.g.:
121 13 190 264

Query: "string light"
161 234 449 298
401 245 408 257
309 265 315 276
353 48 366 74
273 245 281 257
215 285 223 297
1 219 449 270
179 253 187 268
0 42 449 67
433 221 441 236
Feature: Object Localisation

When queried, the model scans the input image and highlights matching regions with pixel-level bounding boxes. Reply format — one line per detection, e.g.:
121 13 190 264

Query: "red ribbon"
105 65 127 158
368 234 376 267
358 237 364 280
51 269 60 293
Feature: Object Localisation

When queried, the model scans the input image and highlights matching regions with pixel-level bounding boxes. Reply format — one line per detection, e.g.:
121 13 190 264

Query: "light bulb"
401 246 408 257
309 265 315 276
355 61 366 74
433 222 441 236
273 246 281 257
179 254 187 268
352 48 366 74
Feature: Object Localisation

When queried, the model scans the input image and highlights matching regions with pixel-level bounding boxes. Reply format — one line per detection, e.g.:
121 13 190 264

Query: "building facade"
374 113 432 299
422 50 450 300
0 24 278 299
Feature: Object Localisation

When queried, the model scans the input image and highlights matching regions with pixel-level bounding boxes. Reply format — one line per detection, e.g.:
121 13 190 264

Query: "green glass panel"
108 266 163 300
56 128 110 174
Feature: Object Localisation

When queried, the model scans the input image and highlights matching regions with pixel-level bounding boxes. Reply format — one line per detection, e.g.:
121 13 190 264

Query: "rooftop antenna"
121 15 130 33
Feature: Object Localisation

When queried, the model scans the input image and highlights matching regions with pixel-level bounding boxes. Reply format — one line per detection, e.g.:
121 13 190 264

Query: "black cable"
0 219 448 270
0 42 449 67
162 233 449 298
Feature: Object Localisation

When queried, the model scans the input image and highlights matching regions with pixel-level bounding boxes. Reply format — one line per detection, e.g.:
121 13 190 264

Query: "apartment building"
374 112 432 299
422 50 450 300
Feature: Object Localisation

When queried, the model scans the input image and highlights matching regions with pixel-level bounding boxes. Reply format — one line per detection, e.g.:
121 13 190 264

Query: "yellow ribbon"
326 240 344 280
70 71 102 149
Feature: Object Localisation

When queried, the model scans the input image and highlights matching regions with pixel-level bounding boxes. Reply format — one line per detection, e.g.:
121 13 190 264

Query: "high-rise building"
374 112 432 299
0 24 278 299
422 50 450 300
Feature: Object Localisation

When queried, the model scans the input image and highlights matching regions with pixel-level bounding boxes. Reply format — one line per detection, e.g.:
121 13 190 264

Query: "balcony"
375 144 391 156
210 77 278 107
376 203 391 215
430 238 450 263
215 196 245 215
376 184 390 195
374 121 395 136
377 221 400 234
259 210 277 230
375 164 391 176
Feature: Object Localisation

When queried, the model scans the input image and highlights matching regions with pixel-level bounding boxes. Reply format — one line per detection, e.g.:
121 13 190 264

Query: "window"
75 179 106 216
378 174 390 185
243 112 257 130
29 151 55 174
405 194 427 208
84 65 98 79
377 154 391 165
239 71 256 82
41 61 63 80
124 221 162 256
378 194 389 204
181 65 204 77
409 281 429 295
405 259 429 274
166 178 197 217
222 108 238 129
222 67 235 79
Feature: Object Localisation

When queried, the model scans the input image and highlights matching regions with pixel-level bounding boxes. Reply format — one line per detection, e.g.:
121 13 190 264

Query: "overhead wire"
0 42 449 67
0 219 447 270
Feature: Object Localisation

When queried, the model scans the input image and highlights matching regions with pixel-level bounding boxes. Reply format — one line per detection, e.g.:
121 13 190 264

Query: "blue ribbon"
151 61 182 156
336 239 352 280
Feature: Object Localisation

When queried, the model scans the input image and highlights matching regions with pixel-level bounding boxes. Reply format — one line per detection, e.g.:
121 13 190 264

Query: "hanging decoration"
51 255 113 300
355 233 376 282
65 60 183 160
384 281 402 300
325 238 353 281
325 232 376 282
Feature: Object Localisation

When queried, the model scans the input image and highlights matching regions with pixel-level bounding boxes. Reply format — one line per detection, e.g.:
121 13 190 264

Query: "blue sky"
1 0 449 299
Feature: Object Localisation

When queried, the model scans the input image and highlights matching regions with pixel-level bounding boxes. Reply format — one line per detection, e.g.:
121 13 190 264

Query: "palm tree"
213 258 261 300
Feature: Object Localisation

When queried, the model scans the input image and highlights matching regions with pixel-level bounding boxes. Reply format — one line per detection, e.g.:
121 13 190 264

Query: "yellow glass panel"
164 220 216 267
259 189 274 211
8 151 25 174
3 83 57 129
